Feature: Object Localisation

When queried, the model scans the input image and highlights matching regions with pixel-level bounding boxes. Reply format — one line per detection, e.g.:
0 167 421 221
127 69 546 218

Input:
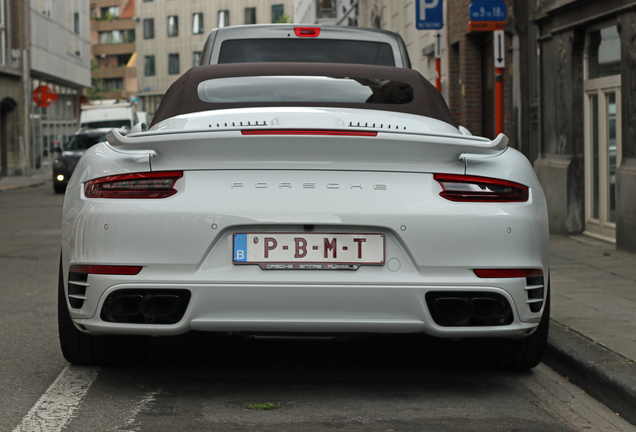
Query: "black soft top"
150 63 457 128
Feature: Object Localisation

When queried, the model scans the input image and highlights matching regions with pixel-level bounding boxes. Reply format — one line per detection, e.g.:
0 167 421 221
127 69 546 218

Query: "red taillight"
294 27 320 37
434 174 529 202
474 269 543 278
69 265 142 275
84 171 183 199
241 129 377 137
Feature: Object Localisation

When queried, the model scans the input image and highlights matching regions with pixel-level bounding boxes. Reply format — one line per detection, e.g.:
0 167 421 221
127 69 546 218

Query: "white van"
79 100 146 131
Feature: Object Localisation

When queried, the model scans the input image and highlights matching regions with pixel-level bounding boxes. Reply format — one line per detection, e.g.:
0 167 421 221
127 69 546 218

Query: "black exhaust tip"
101 289 191 324
425 291 513 327
144 295 181 317
471 297 506 320
109 295 144 316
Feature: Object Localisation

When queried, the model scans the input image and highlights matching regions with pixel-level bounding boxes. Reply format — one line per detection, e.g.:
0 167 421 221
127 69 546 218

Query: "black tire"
465 287 550 370
497 288 551 370
58 257 152 366
53 183 66 194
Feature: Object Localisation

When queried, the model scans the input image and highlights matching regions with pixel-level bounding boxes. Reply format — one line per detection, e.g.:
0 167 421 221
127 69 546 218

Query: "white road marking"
12 365 99 432
117 390 161 432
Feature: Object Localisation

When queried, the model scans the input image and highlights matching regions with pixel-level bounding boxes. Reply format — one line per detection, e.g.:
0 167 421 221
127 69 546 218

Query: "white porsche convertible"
59 63 549 369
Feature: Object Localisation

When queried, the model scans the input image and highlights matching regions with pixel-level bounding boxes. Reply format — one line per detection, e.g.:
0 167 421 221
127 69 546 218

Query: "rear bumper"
71 281 542 338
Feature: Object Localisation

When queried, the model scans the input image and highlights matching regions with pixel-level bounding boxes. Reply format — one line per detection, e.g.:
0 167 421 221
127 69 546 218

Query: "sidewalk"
545 234 636 425
0 171 51 192
1 172 635 422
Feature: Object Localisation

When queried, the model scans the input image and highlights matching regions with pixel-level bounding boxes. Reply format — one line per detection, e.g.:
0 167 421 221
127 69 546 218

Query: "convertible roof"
150 63 457 128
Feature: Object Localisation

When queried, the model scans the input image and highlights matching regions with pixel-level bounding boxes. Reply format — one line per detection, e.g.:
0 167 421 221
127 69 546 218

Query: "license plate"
233 233 385 265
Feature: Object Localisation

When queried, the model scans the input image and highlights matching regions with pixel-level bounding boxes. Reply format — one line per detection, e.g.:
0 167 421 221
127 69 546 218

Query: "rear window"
197 76 413 105
64 133 107 150
217 39 395 66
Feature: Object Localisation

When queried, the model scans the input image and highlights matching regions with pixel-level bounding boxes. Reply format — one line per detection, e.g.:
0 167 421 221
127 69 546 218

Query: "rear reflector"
70 265 142 275
434 174 529 202
241 129 377 137
294 27 320 37
84 171 183 199
474 269 543 278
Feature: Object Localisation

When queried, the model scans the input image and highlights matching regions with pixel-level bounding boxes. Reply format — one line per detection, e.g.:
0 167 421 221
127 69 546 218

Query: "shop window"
584 23 622 241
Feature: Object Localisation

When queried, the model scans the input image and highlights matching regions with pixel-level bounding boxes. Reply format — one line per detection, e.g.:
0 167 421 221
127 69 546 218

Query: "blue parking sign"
416 0 444 30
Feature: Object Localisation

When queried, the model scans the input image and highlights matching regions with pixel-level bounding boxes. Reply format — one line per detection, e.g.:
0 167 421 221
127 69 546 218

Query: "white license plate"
233 233 385 265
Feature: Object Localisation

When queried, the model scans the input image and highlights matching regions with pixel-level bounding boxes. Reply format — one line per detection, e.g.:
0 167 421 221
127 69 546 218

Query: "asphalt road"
1 184 634 432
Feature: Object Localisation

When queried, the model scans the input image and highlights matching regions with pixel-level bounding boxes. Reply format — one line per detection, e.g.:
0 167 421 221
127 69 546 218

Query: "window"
584 23 622 241
317 0 336 19
218 10 229 28
218 39 395 66
271 4 284 23
587 26 621 79
143 19 154 39
99 29 135 44
74 12 80 34
244 7 256 24
103 78 124 92
192 13 204 34
100 6 119 19
144 55 155 76
168 15 178 37
193 51 202 67
168 53 180 75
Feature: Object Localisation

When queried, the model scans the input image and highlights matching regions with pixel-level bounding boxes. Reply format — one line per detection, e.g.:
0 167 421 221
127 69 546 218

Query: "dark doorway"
1 98 18 177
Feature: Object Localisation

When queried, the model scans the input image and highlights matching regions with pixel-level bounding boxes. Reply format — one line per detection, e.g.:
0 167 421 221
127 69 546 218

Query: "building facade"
89 0 137 100
530 0 636 252
0 0 90 178
135 0 294 122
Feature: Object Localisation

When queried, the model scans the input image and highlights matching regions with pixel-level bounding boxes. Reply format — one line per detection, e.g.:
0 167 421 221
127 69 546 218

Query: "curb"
543 321 636 426
0 178 49 193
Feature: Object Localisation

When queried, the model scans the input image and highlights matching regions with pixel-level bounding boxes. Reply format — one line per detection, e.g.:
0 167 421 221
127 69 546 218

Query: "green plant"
245 402 280 411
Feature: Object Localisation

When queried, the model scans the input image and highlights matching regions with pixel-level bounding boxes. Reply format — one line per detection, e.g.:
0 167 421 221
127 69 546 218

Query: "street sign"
32 85 58 108
468 21 505 31
494 30 505 68
470 2 506 21
416 0 444 30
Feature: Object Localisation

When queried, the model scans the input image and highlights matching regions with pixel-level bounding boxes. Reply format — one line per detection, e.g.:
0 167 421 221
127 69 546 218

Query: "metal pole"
495 67 503 135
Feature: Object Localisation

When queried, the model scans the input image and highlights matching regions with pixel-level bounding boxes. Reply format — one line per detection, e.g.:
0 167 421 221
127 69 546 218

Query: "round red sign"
32 85 58 108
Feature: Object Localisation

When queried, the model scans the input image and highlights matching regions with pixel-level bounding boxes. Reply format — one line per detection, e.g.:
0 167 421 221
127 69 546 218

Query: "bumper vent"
425 291 514 327
101 289 191 325
67 271 89 309
525 276 545 313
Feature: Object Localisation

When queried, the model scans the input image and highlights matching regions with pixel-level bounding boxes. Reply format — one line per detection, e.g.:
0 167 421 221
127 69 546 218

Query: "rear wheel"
58 258 151 366
471 288 550 370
